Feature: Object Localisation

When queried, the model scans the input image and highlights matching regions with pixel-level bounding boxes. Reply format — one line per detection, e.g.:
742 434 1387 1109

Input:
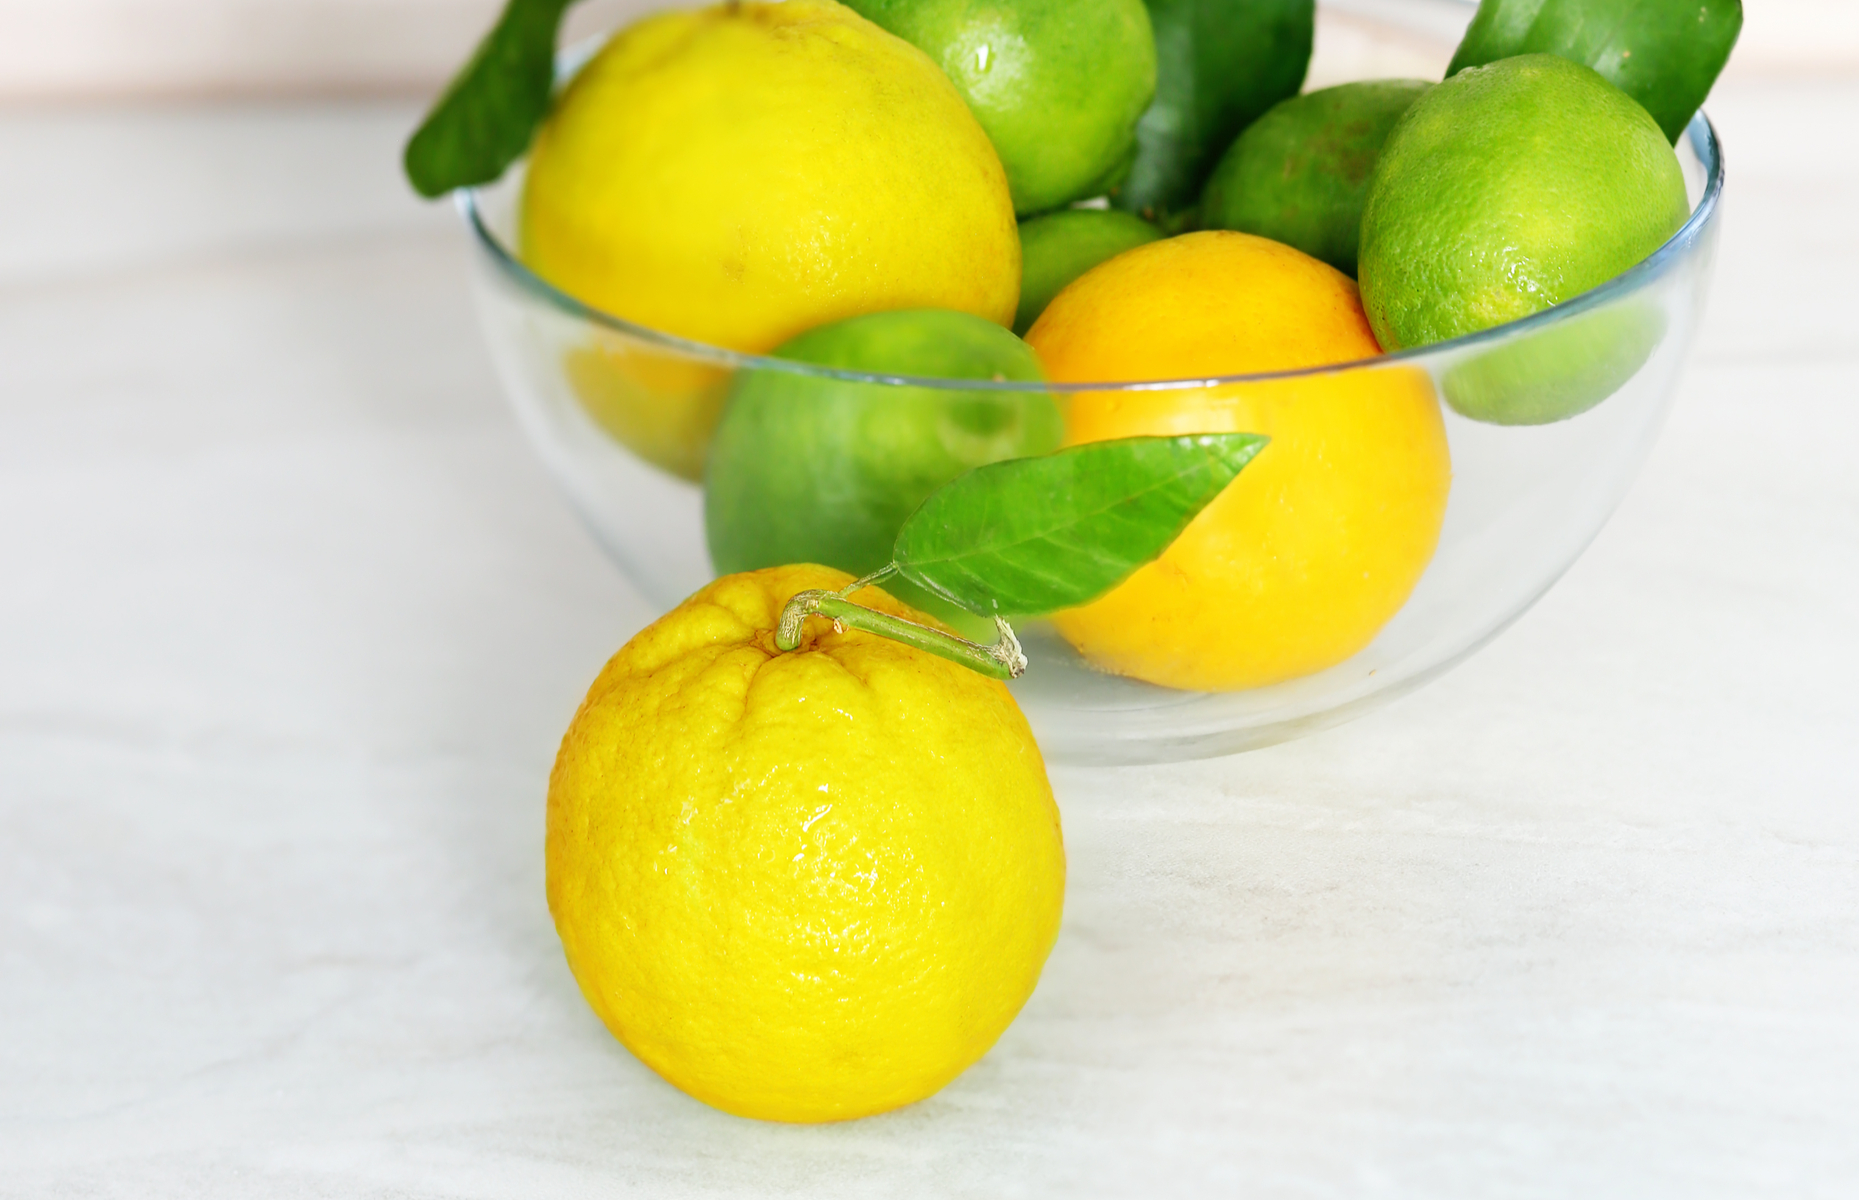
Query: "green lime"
1360 53 1688 353
1447 0 1742 144
1444 298 1666 425
1113 0 1313 225
845 0 1157 217
1015 208 1160 334
704 309 1061 629
1199 79 1429 277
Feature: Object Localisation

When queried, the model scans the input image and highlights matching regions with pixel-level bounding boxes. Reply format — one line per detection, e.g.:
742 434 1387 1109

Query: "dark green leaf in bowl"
892 432 1269 617
404 0 577 198
1113 0 1314 225
1446 0 1742 144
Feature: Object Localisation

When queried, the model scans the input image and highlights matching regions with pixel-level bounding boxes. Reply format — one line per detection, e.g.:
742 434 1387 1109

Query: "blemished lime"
1200 79 1430 277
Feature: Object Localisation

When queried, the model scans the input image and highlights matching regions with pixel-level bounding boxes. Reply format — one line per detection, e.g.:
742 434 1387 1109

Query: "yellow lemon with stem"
547 565 1065 1122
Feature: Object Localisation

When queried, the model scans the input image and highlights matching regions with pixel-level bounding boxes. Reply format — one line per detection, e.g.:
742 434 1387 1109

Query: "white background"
0 0 1853 96
0 1 1854 1196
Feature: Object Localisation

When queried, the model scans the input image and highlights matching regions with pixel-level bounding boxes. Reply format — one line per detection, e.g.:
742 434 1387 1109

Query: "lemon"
547 565 1065 1123
521 0 1021 478
561 336 729 482
1028 232 1450 692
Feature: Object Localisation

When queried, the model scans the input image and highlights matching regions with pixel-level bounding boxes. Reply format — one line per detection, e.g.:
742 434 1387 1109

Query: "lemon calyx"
775 570 1027 681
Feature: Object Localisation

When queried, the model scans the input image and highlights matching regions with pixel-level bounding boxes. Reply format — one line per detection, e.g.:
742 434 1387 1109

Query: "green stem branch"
774 590 1027 681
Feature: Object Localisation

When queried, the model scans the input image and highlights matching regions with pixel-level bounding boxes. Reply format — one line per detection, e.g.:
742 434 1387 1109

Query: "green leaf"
1446 0 1547 76
403 0 577 198
892 432 1268 617
1113 0 1314 224
1446 0 1742 144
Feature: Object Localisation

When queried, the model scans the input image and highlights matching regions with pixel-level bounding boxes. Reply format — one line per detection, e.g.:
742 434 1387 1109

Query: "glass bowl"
458 0 1723 765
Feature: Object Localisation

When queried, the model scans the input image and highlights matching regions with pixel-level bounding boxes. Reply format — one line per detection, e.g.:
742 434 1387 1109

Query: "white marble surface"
1 80 1855 1197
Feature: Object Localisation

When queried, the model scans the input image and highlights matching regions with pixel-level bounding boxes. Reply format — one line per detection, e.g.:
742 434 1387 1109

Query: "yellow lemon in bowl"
1027 231 1450 692
547 565 1065 1122
521 0 1022 479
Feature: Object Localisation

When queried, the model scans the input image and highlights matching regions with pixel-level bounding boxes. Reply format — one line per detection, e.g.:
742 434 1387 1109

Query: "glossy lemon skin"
1028 231 1451 692
546 565 1064 1123
521 0 1021 355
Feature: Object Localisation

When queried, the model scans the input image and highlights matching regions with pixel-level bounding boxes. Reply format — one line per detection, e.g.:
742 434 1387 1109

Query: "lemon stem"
774 590 1027 681
840 564 899 596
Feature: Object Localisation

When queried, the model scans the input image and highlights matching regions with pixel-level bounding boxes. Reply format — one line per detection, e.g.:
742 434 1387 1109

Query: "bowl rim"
457 101 1722 395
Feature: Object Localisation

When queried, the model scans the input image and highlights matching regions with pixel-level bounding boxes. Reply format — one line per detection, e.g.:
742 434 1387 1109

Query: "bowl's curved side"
459 0 1727 765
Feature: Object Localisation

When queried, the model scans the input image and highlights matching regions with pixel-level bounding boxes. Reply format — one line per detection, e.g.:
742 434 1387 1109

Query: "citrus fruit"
520 0 1020 477
1026 231 1450 692
845 0 1157 216
1015 209 1160 334
1199 79 1430 277
1113 0 1313 223
705 309 1060 632
523 0 1018 349
547 564 1065 1123
1443 298 1666 425
562 336 728 482
1358 54 1689 353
